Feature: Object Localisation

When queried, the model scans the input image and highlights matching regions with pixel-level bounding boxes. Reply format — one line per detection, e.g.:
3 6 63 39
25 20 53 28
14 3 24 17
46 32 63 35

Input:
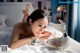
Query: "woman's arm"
10 38 31 49
38 30 54 41
10 23 20 44
9 23 32 49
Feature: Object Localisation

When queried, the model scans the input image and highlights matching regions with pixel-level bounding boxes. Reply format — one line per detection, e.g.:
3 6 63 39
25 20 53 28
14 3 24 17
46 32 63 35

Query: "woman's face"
30 16 48 37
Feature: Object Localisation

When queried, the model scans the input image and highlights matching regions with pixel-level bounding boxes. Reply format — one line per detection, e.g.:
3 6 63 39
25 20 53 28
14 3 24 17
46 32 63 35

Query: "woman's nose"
39 28 44 32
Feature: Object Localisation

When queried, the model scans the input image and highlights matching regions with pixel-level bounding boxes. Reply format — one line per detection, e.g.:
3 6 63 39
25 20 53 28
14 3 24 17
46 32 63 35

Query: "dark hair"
27 9 47 24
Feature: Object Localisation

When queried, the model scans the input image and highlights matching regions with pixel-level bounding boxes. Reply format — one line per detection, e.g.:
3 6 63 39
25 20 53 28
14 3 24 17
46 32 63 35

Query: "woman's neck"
22 23 34 36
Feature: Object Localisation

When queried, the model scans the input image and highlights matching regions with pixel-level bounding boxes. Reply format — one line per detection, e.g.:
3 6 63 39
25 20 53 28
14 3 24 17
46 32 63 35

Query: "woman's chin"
34 34 40 37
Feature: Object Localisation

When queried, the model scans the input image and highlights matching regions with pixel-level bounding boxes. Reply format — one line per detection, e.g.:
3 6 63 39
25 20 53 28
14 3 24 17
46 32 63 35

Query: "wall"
0 2 33 27
23 0 51 10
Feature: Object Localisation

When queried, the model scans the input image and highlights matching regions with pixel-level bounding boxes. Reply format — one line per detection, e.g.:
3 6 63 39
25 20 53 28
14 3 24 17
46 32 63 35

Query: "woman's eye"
38 25 42 27
44 26 47 28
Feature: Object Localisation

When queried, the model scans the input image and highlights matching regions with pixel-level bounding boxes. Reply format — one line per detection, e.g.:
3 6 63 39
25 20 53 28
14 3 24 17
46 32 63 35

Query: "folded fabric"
4 35 80 53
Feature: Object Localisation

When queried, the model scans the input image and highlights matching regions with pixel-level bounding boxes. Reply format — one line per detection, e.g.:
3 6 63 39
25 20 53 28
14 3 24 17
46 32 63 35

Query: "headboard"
0 2 34 27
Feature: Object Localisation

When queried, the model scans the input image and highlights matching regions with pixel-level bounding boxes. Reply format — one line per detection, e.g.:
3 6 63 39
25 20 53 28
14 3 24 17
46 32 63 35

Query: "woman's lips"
36 32 41 35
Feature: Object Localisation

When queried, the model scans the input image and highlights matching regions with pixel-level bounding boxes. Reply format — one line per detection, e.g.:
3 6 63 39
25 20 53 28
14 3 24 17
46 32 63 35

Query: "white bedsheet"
1 35 79 53
0 25 80 53
0 27 13 45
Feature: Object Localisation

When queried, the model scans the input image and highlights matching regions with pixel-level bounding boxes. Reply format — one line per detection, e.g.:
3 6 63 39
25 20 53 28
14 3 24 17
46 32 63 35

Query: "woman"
10 9 53 49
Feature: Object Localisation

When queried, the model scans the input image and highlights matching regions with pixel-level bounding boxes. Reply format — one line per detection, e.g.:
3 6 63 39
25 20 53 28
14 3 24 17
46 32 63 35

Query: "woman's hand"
39 31 53 41
42 31 52 36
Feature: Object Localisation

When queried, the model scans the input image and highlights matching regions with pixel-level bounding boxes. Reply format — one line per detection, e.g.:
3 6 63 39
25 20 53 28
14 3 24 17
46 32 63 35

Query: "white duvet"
5 37 80 53
4 26 80 53
0 25 80 53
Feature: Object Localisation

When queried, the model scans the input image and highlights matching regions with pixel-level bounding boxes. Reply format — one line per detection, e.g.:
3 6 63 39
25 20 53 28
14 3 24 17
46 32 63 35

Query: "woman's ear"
29 19 32 25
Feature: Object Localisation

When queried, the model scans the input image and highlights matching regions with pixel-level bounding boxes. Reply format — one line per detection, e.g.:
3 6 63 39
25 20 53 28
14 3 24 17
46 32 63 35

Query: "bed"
6 36 80 53
0 2 80 53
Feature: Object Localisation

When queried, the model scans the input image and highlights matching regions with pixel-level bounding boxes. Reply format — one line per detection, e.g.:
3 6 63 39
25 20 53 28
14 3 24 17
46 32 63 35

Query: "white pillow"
47 25 63 37
48 22 65 32
5 18 15 27
0 25 3 31
0 14 7 27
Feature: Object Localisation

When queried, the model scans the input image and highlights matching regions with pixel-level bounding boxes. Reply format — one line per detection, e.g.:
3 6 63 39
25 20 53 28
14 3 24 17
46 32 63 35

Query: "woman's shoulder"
15 22 23 26
13 22 26 33
14 22 27 27
14 22 29 31
13 22 25 31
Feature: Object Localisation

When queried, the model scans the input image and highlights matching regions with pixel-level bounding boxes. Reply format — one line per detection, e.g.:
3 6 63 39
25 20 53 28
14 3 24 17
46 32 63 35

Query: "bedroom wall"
0 2 34 27
23 0 51 10
0 0 52 23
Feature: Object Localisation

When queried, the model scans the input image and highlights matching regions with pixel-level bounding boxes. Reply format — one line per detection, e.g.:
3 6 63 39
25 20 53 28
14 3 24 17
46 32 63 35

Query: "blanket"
2 35 80 53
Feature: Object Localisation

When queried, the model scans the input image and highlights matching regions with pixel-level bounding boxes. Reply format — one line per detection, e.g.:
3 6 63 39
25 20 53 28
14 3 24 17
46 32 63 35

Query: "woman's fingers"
39 35 49 41
38 34 51 38
42 31 53 36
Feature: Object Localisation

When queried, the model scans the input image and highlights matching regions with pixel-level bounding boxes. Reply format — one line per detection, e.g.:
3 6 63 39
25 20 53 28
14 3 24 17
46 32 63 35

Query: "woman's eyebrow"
38 22 43 24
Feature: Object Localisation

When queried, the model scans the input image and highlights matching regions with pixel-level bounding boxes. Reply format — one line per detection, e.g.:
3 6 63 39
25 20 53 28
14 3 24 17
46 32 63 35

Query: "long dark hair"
27 9 47 24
